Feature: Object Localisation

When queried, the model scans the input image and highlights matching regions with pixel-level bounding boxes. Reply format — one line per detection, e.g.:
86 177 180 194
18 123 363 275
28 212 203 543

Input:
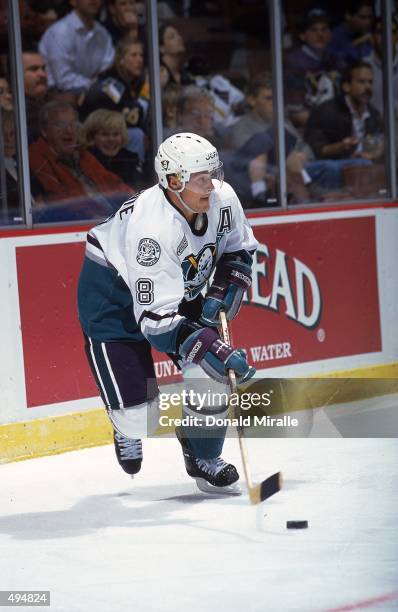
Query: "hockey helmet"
155 132 223 191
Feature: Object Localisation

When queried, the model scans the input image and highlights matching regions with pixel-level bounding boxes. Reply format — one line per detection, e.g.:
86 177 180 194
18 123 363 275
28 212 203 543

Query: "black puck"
286 520 308 529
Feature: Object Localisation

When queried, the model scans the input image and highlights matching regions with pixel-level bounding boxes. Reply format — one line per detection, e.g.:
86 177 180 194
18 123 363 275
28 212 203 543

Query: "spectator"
0 74 12 110
224 126 313 207
22 49 51 142
305 61 383 162
230 73 274 149
1 110 21 222
29 100 131 221
80 36 148 161
20 0 58 47
162 82 181 131
159 23 193 87
224 61 386 205
284 9 341 128
38 0 114 94
102 0 140 45
185 56 245 129
230 72 313 158
82 109 143 189
365 16 398 116
171 85 225 148
327 0 373 69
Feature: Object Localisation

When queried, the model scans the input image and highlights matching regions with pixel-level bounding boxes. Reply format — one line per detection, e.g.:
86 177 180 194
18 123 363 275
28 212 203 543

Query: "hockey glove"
179 326 255 385
200 254 252 327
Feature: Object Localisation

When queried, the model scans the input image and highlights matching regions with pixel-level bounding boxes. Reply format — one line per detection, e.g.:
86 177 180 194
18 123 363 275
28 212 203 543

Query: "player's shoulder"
211 180 243 219
128 185 184 245
214 179 241 205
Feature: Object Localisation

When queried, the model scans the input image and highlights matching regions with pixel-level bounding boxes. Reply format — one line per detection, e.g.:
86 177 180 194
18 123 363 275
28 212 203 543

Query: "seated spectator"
224 62 385 206
284 9 341 129
169 85 226 149
79 35 148 161
159 23 193 87
230 72 274 149
102 0 140 45
327 1 373 70
305 61 383 162
29 100 131 221
82 109 143 189
1 110 23 222
305 61 384 196
162 82 181 131
38 0 114 94
228 73 314 162
365 16 398 116
0 73 12 110
224 127 312 207
20 0 58 47
185 56 245 129
22 49 51 142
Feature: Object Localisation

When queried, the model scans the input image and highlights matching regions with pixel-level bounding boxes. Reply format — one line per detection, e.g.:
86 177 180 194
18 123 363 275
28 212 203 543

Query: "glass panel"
18 0 152 224
283 0 388 204
158 2 280 210
0 0 25 226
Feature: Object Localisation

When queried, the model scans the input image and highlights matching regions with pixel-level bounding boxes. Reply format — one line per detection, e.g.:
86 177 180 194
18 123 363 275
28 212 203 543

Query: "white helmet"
155 132 223 191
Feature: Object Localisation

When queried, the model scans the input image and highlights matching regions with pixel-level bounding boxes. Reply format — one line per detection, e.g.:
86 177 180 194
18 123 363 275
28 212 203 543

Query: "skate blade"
195 478 242 496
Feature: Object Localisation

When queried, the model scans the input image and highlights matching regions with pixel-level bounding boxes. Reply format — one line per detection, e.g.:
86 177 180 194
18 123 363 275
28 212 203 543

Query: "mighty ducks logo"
182 243 217 300
136 238 161 266
180 207 232 299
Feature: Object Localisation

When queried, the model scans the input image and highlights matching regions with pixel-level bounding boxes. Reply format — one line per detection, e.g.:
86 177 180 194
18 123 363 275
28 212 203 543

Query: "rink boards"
1 203 397 461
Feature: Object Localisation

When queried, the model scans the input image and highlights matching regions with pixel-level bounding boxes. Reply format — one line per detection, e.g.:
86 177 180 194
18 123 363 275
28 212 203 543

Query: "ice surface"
1 404 398 611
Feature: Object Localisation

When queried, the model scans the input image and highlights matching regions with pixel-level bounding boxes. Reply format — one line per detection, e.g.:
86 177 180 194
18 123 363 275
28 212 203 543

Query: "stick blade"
249 472 282 505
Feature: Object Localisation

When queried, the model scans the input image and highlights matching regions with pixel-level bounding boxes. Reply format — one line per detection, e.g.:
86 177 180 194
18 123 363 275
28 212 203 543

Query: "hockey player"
77 132 258 494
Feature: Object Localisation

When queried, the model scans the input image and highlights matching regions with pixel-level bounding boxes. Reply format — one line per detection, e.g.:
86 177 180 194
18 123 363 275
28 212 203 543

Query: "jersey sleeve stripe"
137 310 179 325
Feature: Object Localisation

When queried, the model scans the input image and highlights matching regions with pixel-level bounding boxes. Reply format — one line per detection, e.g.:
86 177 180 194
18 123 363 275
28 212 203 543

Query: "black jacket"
88 147 144 189
305 96 383 159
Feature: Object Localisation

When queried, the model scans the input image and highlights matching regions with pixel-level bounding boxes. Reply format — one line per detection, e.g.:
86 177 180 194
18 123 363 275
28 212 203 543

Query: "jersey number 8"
136 278 154 305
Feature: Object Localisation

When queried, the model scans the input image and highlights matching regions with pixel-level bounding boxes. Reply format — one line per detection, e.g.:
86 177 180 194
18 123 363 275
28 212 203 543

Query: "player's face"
181 167 223 212
94 128 124 157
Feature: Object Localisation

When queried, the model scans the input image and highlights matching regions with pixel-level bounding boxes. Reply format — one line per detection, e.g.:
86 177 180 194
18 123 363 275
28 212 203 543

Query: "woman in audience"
82 109 143 189
159 23 193 87
79 35 148 161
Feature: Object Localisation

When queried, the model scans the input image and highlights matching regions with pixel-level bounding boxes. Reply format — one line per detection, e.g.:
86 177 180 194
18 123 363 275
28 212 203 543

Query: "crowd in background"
0 0 396 223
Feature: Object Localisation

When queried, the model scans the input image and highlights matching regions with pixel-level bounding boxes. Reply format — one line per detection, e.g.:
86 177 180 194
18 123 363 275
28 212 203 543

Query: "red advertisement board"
16 215 381 408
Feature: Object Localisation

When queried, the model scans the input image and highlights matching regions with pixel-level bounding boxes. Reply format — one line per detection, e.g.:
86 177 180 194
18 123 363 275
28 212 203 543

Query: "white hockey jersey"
79 181 258 352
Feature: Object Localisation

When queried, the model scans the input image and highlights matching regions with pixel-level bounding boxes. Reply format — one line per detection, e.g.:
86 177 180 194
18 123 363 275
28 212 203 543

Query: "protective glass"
184 163 224 194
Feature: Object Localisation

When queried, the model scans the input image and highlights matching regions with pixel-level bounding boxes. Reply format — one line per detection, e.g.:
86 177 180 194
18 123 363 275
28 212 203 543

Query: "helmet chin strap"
169 187 206 231
169 186 198 215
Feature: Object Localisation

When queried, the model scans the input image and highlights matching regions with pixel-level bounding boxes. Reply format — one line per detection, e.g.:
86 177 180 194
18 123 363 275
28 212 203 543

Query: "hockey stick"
219 310 282 505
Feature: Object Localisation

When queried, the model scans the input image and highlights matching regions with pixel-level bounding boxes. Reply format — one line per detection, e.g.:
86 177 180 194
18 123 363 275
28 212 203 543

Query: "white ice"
1 397 398 612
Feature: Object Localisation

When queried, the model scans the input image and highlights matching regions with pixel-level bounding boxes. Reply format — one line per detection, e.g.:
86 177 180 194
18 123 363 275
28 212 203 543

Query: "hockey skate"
113 431 142 477
175 427 241 496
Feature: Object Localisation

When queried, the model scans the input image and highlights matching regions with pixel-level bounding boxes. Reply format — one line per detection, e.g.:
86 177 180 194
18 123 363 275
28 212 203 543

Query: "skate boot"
175 427 241 495
113 431 143 477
